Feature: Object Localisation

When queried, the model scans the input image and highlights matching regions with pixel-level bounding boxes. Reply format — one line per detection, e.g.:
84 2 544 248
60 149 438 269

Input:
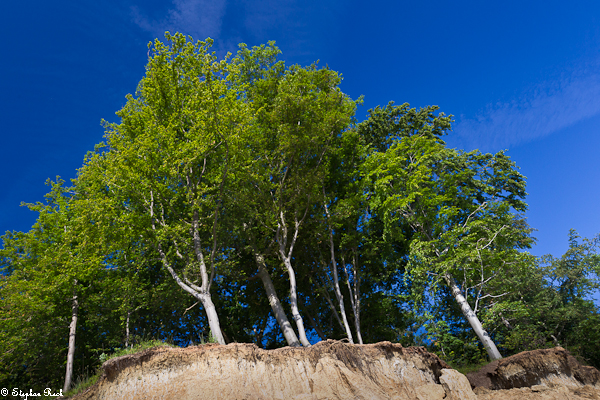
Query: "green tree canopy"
3 34 599 392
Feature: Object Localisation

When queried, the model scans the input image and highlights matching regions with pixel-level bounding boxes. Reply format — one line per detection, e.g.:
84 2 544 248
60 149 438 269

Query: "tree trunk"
444 273 502 360
198 293 226 344
149 189 226 345
191 210 226 345
125 310 131 348
63 288 79 393
158 247 226 345
330 259 354 343
253 251 301 346
343 253 363 344
276 212 311 347
323 201 354 343
281 256 311 346
351 257 363 345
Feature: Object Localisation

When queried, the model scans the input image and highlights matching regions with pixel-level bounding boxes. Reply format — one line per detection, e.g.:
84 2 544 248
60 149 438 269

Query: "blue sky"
1 0 599 257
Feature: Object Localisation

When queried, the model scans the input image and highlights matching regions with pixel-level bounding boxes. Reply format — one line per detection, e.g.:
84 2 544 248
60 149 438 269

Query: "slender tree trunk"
253 251 301 347
63 287 79 393
191 210 226 345
324 202 354 343
281 256 311 346
342 253 363 344
329 252 354 343
150 191 226 345
352 258 363 344
276 212 311 347
158 247 226 345
198 293 226 344
444 273 502 360
330 267 354 343
125 310 131 348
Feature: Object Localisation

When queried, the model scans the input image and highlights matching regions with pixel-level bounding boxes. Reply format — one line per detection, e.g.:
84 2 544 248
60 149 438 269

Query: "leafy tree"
231 46 359 345
362 103 533 360
485 230 600 367
82 33 252 345
7 32 595 388
0 179 106 391
0 227 70 389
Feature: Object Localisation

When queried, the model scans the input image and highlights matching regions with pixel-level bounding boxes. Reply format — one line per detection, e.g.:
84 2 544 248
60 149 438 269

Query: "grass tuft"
103 339 176 361
63 339 177 398
449 359 492 375
63 372 101 398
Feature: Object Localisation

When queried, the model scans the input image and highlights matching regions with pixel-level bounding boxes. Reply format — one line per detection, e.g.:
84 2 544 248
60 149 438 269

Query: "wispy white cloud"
452 64 600 151
131 0 227 41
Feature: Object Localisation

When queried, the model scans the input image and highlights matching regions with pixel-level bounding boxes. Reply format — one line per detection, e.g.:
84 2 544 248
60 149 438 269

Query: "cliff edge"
68 341 600 400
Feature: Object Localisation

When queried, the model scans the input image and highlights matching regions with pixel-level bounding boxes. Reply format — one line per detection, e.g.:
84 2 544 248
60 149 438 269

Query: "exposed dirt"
66 342 600 400
467 347 600 389
468 347 600 400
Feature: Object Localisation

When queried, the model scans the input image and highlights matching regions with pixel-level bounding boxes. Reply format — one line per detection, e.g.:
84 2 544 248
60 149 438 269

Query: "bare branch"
479 225 507 251
462 201 487 229
183 302 199 316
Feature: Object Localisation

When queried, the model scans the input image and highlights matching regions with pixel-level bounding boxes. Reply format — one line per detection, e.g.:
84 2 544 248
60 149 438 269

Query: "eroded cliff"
69 341 600 400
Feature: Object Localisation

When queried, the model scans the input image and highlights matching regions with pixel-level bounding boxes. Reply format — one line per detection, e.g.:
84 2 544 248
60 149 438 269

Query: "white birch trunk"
125 310 130 348
324 202 354 343
276 212 311 347
63 289 78 392
149 190 226 345
191 210 226 344
197 293 226 344
253 251 301 346
343 254 363 344
281 256 311 346
351 252 363 344
444 273 502 360
158 247 226 345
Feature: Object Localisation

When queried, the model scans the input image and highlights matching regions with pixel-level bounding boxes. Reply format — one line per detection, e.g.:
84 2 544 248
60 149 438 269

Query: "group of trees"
1 33 599 391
